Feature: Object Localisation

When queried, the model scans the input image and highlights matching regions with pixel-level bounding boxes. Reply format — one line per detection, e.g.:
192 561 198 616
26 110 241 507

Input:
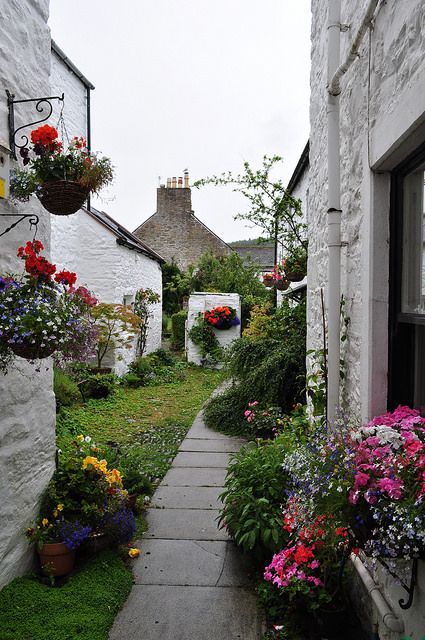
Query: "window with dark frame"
389 143 425 412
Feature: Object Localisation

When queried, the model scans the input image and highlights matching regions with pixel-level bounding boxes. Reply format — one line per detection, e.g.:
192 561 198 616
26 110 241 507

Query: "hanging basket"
285 270 305 282
275 279 290 291
37 180 89 216
9 340 56 360
263 278 274 288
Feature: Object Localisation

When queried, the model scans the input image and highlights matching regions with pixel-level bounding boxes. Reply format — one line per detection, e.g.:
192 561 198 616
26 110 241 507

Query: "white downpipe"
326 0 380 424
351 554 404 633
327 0 342 424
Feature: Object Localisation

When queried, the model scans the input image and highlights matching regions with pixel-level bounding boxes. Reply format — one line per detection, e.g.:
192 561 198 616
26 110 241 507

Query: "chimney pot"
178 177 183 188
166 178 171 188
184 171 189 188
172 176 177 188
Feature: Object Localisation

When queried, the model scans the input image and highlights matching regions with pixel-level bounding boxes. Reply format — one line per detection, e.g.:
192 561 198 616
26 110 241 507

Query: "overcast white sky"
48 1 311 242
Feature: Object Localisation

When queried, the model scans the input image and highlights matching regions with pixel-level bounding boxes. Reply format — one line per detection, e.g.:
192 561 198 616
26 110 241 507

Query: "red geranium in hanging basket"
204 306 240 330
10 126 113 216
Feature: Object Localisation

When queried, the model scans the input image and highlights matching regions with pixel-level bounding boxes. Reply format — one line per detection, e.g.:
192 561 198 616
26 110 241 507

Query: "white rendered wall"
0 0 56 588
50 51 87 140
308 0 425 635
187 293 241 365
51 211 162 375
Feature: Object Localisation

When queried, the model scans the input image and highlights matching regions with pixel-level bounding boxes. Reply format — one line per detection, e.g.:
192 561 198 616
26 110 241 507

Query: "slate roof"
84 206 165 264
232 244 275 270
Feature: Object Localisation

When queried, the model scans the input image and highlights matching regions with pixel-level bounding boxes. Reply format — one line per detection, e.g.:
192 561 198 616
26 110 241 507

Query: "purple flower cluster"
101 507 136 543
57 520 92 550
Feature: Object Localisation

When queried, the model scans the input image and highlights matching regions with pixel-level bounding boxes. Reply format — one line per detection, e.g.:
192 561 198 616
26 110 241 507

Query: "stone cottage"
133 174 232 271
0 0 55 587
49 41 164 373
304 0 425 636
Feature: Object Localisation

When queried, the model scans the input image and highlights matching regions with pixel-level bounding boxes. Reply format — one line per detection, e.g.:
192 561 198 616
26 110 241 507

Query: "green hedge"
171 310 187 350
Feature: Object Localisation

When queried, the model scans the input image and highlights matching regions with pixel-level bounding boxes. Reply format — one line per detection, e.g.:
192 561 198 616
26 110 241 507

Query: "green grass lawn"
0 365 222 640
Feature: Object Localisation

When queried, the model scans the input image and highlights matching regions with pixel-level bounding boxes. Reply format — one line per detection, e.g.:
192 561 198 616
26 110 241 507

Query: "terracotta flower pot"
37 180 89 216
38 542 75 577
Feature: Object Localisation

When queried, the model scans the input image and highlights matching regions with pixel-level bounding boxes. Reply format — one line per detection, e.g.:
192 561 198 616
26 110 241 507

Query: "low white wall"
187 293 241 365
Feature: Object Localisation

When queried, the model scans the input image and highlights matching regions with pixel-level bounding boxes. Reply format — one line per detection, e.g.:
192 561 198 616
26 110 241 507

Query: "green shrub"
149 347 177 367
82 373 116 400
53 368 81 410
203 385 249 436
121 372 144 388
171 310 187 350
218 440 289 558
128 357 155 385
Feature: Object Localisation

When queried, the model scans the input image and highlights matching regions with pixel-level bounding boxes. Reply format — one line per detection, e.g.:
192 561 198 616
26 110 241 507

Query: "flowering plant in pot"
204 305 240 330
10 125 113 215
283 246 307 281
26 513 92 577
263 273 275 288
283 406 425 559
271 261 289 291
0 241 98 372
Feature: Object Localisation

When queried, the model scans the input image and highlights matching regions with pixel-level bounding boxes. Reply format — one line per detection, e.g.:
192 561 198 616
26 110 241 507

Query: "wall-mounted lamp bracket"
6 90 64 159
378 557 418 610
0 213 39 238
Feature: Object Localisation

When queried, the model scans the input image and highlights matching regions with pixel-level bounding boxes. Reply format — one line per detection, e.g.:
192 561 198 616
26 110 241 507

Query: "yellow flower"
107 468 123 485
97 459 108 474
53 510 58 518
82 455 98 469
42 518 49 527
128 548 140 558
57 504 64 512
76 434 85 443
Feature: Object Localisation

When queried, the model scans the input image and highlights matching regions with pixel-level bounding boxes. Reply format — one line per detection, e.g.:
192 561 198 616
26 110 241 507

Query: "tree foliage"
194 155 307 255
90 304 141 368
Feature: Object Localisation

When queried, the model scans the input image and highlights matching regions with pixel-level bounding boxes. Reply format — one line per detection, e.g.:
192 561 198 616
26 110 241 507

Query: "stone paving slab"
151 485 222 510
172 451 230 468
179 437 244 453
109 585 263 640
186 419 234 440
145 508 228 541
161 466 227 487
132 539 252 587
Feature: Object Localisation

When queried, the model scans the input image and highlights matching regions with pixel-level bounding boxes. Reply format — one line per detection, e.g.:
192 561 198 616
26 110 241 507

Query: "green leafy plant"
171 310 187 350
53 368 81 411
133 288 160 356
188 312 223 362
90 303 141 368
283 246 307 277
81 373 117 400
218 440 289 556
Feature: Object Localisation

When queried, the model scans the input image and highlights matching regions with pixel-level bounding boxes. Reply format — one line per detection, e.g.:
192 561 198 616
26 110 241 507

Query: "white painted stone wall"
50 50 87 139
187 293 241 365
0 0 56 588
308 0 425 635
51 210 162 375
50 52 162 374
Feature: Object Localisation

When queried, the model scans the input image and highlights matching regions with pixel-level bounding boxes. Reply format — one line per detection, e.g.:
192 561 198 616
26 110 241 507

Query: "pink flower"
354 472 370 490
379 477 403 499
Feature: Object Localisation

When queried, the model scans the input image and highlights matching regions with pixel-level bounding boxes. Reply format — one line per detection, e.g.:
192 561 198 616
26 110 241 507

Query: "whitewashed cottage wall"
308 1 425 636
50 48 87 138
0 0 56 587
51 211 162 374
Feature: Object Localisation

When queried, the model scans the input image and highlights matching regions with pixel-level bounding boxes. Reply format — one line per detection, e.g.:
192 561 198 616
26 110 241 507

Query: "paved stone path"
109 410 265 640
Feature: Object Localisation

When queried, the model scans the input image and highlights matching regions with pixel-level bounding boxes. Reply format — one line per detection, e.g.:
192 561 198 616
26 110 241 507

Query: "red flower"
54 270 77 286
294 544 314 565
31 124 59 149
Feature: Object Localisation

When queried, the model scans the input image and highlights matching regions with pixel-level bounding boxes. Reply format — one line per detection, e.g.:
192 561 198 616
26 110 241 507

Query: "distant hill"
228 237 273 247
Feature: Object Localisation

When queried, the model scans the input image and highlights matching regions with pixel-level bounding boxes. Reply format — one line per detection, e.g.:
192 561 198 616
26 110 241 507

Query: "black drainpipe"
87 86 91 211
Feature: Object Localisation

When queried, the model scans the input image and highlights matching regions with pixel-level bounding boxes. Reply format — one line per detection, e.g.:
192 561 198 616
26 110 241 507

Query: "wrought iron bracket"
6 90 64 160
378 557 418 610
0 213 39 238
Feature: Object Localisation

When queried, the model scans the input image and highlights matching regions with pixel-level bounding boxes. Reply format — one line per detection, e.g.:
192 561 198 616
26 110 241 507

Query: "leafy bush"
218 440 289 557
54 368 81 411
204 299 306 435
171 310 187 350
149 347 177 367
121 372 144 388
82 373 116 399
127 357 155 385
